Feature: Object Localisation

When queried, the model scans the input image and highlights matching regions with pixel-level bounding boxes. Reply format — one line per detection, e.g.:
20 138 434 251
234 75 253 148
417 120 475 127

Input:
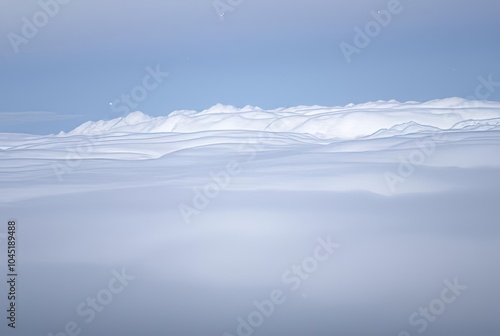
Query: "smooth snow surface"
1 98 499 336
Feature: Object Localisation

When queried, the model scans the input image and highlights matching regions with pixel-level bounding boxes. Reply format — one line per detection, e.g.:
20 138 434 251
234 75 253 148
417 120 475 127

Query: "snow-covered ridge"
64 98 500 140
2 98 500 200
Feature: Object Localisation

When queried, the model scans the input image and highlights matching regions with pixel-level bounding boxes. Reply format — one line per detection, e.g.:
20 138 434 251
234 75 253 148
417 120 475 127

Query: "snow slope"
2 98 500 201
64 98 500 139
0 98 499 336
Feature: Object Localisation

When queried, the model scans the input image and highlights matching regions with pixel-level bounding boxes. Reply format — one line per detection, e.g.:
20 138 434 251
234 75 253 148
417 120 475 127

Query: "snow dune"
1 98 500 201
1 98 500 336
64 98 500 140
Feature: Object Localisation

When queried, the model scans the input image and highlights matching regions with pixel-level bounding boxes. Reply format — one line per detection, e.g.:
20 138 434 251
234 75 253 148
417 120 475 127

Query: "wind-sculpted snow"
64 98 500 139
1 99 500 336
1 98 500 203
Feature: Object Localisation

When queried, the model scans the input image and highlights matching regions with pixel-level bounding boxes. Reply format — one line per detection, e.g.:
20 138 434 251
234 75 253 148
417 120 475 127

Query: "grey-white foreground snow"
0 98 499 336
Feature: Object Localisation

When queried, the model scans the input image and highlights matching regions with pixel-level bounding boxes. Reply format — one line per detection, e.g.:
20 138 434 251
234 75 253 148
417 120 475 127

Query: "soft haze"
1 0 499 134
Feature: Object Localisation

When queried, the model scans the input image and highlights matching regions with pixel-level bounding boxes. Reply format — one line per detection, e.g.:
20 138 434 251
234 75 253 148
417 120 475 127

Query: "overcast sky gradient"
1 0 499 134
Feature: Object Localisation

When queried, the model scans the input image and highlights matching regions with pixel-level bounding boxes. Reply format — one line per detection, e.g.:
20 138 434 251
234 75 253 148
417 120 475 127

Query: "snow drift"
64 98 500 140
1 98 500 336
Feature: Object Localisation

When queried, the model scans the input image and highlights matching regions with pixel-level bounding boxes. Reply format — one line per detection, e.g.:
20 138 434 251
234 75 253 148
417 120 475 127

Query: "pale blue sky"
1 0 499 134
